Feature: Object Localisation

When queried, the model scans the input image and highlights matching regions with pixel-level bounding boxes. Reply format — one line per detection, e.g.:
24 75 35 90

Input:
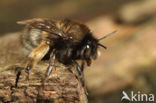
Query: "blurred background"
0 0 156 103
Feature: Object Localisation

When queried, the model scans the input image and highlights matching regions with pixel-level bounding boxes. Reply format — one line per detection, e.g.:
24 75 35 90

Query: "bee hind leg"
25 42 49 78
25 59 33 74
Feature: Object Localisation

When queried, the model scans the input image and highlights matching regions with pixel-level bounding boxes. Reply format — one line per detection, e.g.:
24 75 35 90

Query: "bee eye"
86 45 90 49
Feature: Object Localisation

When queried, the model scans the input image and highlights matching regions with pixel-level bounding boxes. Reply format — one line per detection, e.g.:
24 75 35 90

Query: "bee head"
84 37 98 60
81 33 98 60
82 30 116 60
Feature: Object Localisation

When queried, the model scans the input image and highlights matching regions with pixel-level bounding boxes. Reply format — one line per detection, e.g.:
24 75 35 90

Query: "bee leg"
25 59 33 74
45 53 56 77
86 59 92 66
73 61 84 86
73 61 88 94
81 61 88 95
41 53 56 88
25 42 49 77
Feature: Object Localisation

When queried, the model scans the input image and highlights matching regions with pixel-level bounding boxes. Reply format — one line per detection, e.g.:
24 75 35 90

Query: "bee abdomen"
21 27 42 53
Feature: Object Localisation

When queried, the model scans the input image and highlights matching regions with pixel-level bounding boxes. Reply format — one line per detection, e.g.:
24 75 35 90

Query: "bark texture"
0 32 88 103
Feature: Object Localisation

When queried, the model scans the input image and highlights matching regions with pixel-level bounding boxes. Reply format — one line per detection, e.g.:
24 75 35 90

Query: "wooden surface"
0 33 88 103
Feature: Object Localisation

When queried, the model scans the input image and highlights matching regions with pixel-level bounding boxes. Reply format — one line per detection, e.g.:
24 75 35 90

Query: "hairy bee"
16 18 116 87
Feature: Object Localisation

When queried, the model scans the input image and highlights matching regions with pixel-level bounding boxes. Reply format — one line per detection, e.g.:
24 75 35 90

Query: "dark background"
0 0 137 35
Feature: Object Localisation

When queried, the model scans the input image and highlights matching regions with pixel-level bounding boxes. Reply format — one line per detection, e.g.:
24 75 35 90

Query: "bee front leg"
86 58 92 66
25 42 50 75
73 60 88 95
73 61 85 86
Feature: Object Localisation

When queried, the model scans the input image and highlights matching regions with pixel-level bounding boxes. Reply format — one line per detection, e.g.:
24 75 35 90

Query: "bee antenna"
98 30 117 41
98 43 107 49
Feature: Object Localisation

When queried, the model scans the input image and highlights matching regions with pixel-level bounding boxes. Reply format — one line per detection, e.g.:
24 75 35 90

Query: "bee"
15 18 116 87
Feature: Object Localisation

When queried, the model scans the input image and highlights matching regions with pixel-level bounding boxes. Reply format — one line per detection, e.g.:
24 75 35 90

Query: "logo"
121 91 154 102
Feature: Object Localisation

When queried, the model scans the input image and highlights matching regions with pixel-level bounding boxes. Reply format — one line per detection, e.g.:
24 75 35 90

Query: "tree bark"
0 32 88 103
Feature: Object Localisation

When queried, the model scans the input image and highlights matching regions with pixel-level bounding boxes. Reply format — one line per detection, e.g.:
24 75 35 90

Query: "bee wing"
17 18 61 38
17 18 45 25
